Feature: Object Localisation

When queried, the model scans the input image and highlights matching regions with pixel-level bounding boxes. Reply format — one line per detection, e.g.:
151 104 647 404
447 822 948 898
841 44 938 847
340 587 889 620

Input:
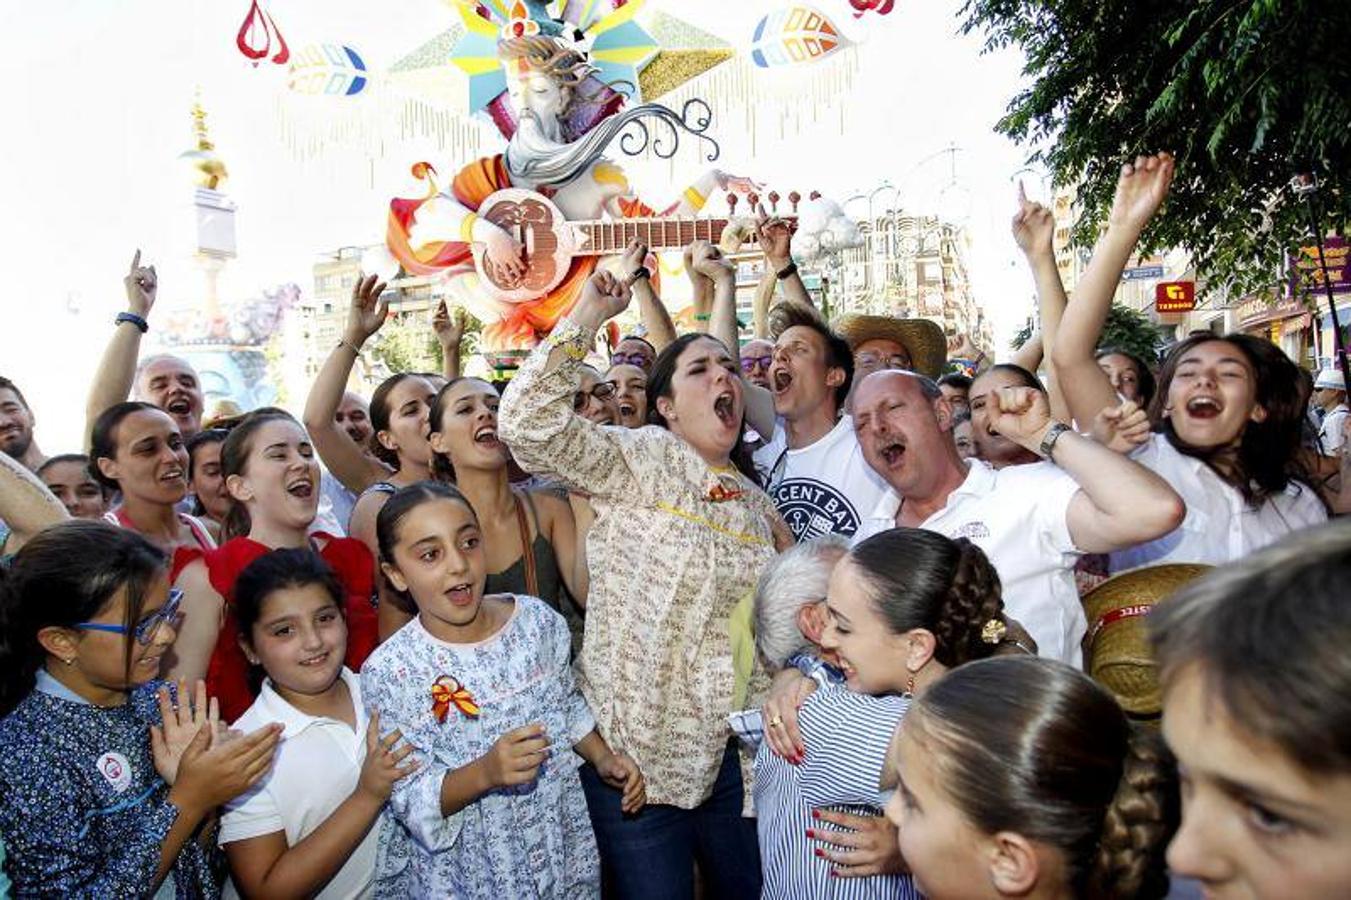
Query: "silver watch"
1038 422 1072 460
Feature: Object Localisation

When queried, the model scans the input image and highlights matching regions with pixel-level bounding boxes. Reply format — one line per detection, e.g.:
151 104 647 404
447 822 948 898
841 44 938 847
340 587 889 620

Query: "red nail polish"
805 828 814 839
811 809 821 820
814 848 825 858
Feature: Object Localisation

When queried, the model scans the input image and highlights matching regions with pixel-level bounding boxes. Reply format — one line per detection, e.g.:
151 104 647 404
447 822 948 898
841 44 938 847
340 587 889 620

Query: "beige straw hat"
1082 563 1212 718
831 313 947 380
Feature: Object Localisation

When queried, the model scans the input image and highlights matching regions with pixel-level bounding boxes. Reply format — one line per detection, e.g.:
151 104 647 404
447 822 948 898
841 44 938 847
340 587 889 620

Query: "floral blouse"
361 596 599 899
499 318 779 809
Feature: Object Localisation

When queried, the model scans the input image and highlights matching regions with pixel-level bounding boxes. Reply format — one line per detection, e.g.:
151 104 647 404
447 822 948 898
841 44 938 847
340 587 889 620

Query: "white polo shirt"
855 460 1085 667
220 667 378 900
753 416 891 542
1320 404 1348 454
1109 433 1327 574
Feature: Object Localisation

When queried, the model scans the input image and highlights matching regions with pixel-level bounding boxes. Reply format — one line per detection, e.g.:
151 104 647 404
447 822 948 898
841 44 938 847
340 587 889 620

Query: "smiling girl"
221 548 417 899
171 409 378 718
0 521 281 896
1051 153 1328 571
362 482 643 898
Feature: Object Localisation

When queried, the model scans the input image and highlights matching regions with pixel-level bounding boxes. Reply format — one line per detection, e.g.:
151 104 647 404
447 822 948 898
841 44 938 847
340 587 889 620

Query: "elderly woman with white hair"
751 528 1021 898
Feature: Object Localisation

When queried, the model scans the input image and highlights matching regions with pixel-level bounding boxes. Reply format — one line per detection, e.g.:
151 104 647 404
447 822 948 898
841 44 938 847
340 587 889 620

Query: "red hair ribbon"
431 675 481 723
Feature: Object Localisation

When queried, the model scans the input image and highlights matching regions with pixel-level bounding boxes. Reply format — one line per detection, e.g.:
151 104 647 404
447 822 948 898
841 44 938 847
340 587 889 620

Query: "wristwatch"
776 261 798 280
625 265 651 286
1039 422 1072 460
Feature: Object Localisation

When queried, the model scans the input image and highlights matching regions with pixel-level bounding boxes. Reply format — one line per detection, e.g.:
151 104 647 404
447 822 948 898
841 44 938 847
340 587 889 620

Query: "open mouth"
159 467 185 484
771 368 793 395
474 426 501 448
137 652 165 670
713 392 737 427
166 397 192 416
445 583 475 606
878 439 907 467
1185 396 1223 420
617 401 637 418
298 651 331 668
285 477 315 499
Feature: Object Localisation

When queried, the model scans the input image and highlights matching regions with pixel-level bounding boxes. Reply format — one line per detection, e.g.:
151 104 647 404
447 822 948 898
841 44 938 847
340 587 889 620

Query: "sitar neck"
574 217 746 256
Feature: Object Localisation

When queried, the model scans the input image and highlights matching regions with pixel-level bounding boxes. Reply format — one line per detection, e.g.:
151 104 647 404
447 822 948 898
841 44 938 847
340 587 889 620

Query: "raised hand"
595 750 646 814
715 171 762 195
432 300 467 350
1107 152 1175 235
985 386 1055 451
124 249 158 317
357 713 419 802
344 273 389 347
619 239 650 281
578 270 633 323
150 679 219 785
481 723 551 789
946 332 980 361
689 240 735 282
755 204 796 270
170 722 283 813
1011 182 1055 261
1091 399 1152 454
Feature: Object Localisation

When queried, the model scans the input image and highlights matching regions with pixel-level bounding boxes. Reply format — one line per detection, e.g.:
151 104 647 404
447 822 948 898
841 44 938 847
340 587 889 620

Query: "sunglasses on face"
855 351 912 371
76 588 184 645
610 352 650 368
573 381 618 412
740 355 773 374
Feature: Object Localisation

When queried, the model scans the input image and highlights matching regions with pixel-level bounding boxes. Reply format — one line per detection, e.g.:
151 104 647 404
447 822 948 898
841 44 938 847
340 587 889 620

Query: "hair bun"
1087 723 1179 899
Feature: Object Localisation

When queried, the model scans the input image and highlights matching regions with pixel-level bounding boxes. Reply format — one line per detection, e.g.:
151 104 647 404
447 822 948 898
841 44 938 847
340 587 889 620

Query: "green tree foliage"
962 0 1350 300
1013 303 1164 361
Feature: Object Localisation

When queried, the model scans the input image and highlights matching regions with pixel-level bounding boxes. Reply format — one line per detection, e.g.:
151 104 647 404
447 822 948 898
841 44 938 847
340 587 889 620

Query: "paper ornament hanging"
849 0 896 16
236 0 290 67
287 44 369 96
750 5 850 68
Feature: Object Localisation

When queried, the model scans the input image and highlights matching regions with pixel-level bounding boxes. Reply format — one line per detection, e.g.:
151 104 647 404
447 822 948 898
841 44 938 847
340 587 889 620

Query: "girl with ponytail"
0 520 282 896
883 655 1178 900
755 528 1014 898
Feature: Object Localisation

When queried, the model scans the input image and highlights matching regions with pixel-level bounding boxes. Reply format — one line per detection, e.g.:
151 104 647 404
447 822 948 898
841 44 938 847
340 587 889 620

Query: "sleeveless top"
484 491 563 613
105 506 216 581
204 534 379 723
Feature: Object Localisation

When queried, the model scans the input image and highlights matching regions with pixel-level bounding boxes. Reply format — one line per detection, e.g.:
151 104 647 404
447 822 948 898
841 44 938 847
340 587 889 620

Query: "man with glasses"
739 339 775 391
751 304 890 543
609 336 657 375
833 313 947 409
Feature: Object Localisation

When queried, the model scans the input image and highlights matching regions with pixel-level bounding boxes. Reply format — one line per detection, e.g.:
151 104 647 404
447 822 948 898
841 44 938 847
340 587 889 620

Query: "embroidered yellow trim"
655 502 771 547
684 186 707 210
545 323 588 361
459 212 479 244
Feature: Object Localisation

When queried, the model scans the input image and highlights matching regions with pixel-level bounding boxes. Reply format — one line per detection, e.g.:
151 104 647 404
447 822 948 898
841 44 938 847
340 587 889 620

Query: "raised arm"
1011 184 1072 422
432 300 465 382
0 450 67 554
302 274 393 494
497 272 647 501
987 386 1184 554
693 240 777 439
1051 153 1174 430
620 240 676 352
757 208 813 308
86 251 156 447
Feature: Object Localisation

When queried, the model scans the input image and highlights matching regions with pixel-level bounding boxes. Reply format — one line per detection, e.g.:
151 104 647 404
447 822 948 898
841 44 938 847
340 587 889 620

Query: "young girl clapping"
0 520 280 897
361 482 644 899
220 548 417 899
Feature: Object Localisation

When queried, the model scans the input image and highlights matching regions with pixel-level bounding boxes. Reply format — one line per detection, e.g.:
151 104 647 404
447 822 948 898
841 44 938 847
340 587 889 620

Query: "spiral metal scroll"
618 99 720 163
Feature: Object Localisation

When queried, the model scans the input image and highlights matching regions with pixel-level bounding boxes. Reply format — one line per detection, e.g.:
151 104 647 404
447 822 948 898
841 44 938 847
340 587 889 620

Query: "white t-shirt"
1320 404 1349 453
220 667 378 900
1109 433 1328 574
753 416 891 542
855 460 1086 667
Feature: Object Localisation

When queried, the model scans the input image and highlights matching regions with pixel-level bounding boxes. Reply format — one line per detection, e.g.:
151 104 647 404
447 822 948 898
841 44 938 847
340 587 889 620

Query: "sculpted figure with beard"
387 35 752 350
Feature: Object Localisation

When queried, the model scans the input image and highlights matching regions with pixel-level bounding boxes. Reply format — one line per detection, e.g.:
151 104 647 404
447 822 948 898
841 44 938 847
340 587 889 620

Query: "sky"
0 0 1044 452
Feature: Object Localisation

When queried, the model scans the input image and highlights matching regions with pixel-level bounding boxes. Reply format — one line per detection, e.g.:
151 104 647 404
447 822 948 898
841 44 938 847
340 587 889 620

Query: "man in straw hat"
752 303 891 543
850 369 1185 665
833 312 948 383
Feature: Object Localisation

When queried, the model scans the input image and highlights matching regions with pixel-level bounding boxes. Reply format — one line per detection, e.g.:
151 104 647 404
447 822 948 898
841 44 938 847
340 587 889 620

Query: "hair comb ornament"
980 618 1008 645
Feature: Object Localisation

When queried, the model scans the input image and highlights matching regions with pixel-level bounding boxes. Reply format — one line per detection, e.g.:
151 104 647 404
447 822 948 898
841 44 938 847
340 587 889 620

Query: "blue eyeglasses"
76 588 184 645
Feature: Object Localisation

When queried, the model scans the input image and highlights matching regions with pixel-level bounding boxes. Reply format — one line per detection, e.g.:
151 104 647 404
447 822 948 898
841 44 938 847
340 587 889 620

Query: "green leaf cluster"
1012 303 1165 361
962 0 1350 301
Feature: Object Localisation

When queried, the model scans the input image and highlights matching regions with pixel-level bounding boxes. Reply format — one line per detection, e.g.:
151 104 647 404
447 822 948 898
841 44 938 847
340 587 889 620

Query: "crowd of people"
0 150 1348 900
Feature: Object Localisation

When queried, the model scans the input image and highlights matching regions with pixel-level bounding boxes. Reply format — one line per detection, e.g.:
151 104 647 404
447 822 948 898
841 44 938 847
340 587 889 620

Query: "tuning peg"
768 191 781 213
789 191 801 213
747 191 760 210
726 193 739 214
809 191 821 201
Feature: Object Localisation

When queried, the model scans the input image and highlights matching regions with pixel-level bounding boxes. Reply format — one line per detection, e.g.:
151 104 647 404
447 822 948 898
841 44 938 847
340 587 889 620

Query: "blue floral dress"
0 673 218 898
361 595 600 899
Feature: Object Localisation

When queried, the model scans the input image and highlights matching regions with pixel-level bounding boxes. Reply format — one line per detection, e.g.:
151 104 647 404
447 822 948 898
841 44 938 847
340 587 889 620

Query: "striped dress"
754 684 919 900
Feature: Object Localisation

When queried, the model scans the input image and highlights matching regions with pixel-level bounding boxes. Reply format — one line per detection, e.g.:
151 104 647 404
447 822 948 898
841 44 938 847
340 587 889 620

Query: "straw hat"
202 399 246 431
1082 563 1212 718
831 314 947 379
